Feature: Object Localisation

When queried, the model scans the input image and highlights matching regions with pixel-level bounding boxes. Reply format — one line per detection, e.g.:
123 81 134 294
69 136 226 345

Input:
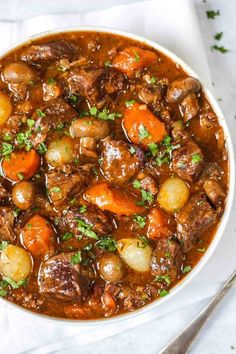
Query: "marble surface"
0 0 235 353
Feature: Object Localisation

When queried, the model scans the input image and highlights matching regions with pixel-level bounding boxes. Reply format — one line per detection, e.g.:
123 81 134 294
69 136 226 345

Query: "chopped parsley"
76 218 99 240
47 78 56 85
0 241 8 250
89 107 98 116
133 179 141 189
1 142 13 156
155 135 180 167
27 119 35 129
206 10 220 19
133 179 153 205
138 124 150 140
70 95 78 104
191 153 202 164
148 142 158 156
3 277 27 289
150 76 157 84
104 60 112 68
62 232 74 241
158 289 169 297
197 247 206 253
16 131 32 151
51 186 61 193
129 146 136 155
138 235 149 248
3 133 13 142
37 142 47 154
0 289 7 297
133 50 140 62
154 275 171 286
71 251 82 265
211 45 229 53
36 109 46 118
140 189 154 205
27 223 32 229
12 208 20 218
96 236 117 252
17 173 24 181
89 107 122 121
83 243 93 252
182 265 192 274
125 100 136 108
56 122 65 131
79 205 87 213
214 31 223 40
133 215 146 228
73 158 79 165
98 157 103 165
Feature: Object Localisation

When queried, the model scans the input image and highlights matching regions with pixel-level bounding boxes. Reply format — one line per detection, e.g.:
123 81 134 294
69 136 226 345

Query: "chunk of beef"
117 285 152 311
146 207 174 240
0 207 15 242
139 175 158 196
0 182 8 200
41 97 78 128
20 40 78 64
203 179 226 207
171 124 204 182
7 289 44 310
150 239 184 283
176 192 217 251
167 77 201 103
34 194 57 218
31 98 78 147
138 86 162 104
0 114 23 140
61 67 127 108
46 170 86 208
180 93 199 122
198 162 222 184
38 253 90 301
198 162 226 207
63 206 113 238
172 139 204 182
101 139 144 184
8 83 28 100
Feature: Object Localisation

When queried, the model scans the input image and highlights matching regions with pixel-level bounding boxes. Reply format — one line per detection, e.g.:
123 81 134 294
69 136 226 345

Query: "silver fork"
159 270 236 354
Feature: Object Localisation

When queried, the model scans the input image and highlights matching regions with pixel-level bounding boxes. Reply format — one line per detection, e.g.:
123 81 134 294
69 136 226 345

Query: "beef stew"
0 31 229 319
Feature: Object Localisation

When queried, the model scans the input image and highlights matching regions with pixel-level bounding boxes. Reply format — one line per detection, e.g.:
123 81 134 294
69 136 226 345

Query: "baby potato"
2 62 36 84
45 136 74 166
12 181 35 210
0 245 32 282
157 177 190 212
0 92 12 126
117 238 152 273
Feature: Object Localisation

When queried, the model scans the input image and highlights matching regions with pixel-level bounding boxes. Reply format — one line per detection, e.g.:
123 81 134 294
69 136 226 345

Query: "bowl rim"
0 25 235 326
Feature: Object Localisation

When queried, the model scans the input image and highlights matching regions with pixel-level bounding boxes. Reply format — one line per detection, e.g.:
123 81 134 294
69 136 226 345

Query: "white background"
0 0 235 353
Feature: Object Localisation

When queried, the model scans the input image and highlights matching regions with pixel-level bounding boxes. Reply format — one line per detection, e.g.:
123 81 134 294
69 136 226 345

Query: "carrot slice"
84 182 143 215
2 150 40 181
113 46 157 77
146 207 172 240
123 103 167 148
22 214 56 258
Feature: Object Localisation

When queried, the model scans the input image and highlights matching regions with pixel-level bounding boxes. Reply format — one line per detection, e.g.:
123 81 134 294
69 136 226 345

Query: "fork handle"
159 270 236 354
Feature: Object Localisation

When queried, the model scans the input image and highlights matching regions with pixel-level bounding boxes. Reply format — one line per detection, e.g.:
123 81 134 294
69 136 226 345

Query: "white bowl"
0 26 235 326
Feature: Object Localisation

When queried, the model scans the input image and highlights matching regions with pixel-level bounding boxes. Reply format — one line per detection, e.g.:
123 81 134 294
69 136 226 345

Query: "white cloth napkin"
0 1 235 353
